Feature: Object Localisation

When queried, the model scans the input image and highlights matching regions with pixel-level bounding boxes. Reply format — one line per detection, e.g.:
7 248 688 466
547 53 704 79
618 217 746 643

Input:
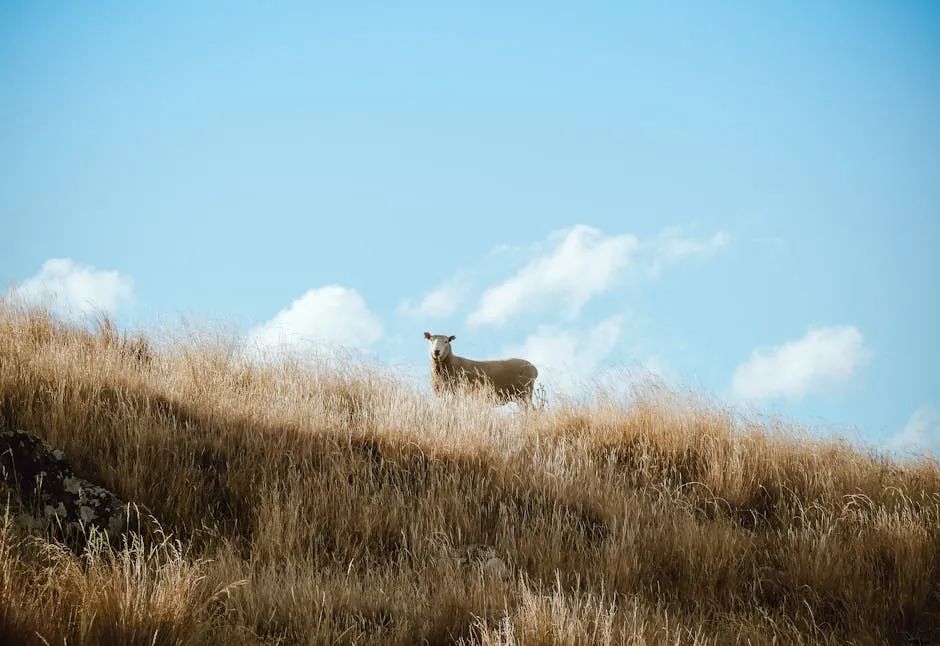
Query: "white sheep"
424 332 539 405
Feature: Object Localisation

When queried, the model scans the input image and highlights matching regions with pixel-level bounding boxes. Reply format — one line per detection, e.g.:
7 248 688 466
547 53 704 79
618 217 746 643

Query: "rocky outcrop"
0 429 129 547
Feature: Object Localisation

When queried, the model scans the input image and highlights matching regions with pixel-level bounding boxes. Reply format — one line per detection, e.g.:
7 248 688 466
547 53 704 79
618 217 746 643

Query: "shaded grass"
0 305 938 644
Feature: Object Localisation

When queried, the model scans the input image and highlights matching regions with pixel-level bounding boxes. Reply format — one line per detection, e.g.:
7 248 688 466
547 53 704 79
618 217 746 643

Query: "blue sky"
2 2 938 454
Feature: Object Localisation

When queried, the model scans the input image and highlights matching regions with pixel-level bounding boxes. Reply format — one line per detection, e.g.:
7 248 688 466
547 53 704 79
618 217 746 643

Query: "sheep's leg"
528 381 546 410
516 384 534 409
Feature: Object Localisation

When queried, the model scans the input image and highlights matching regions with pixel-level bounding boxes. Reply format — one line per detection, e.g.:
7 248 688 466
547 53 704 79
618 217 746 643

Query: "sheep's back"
472 358 537 390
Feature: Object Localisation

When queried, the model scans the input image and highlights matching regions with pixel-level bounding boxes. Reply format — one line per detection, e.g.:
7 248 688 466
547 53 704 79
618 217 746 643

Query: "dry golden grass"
0 304 937 645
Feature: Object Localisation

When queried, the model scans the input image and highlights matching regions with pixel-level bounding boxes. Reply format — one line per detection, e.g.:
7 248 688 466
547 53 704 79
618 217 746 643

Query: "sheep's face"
424 332 455 361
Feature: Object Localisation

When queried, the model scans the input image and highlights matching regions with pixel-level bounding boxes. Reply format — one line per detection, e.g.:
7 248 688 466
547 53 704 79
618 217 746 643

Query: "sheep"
424 332 539 405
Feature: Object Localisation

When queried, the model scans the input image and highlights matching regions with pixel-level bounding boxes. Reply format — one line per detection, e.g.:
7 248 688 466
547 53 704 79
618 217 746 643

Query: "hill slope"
0 307 938 645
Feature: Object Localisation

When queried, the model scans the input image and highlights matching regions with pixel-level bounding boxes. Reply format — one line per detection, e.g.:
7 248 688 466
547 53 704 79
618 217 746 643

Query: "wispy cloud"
398 225 729 331
468 225 638 328
8 258 134 321
506 316 624 394
888 405 939 458
248 285 382 356
398 278 471 319
648 229 729 276
731 325 871 401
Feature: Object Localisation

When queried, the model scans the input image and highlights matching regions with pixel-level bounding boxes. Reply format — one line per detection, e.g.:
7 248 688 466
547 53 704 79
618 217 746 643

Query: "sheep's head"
424 332 455 361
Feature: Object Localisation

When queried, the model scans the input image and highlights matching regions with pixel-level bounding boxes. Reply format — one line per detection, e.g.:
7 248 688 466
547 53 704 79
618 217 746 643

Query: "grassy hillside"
0 306 937 645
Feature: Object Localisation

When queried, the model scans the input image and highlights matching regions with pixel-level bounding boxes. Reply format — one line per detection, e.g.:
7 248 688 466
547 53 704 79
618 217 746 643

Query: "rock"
0 429 129 547
450 543 512 580
483 555 510 580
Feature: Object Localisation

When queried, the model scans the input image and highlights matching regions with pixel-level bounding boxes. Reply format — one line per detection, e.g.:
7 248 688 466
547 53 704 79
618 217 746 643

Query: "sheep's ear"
448 335 456 342
423 331 431 340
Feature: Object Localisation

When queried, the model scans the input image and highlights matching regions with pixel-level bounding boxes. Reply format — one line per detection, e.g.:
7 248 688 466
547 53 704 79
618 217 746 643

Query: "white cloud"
248 285 382 355
639 354 674 384
468 225 638 328
507 317 624 394
8 258 134 320
888 405 939 458
731 325 871 401
399 278 470 319
648 229 729 276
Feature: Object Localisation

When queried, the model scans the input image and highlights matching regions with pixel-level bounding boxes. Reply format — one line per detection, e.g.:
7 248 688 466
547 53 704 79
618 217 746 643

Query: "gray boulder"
0 429 129 547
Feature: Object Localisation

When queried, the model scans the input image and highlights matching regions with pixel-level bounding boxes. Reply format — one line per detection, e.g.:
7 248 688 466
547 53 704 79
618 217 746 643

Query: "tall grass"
0 305 937 644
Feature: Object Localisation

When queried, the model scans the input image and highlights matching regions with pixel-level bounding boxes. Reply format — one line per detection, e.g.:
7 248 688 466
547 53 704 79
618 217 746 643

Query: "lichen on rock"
0 428 129 548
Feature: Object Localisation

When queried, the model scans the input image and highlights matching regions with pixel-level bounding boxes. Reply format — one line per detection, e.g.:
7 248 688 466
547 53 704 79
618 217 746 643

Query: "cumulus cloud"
248 285 382 356
399 278 470 319
8 258 134 320
648 229 729 276
468 225 638 328
888 405 939 458
731 325 871 401
507 317 624 394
